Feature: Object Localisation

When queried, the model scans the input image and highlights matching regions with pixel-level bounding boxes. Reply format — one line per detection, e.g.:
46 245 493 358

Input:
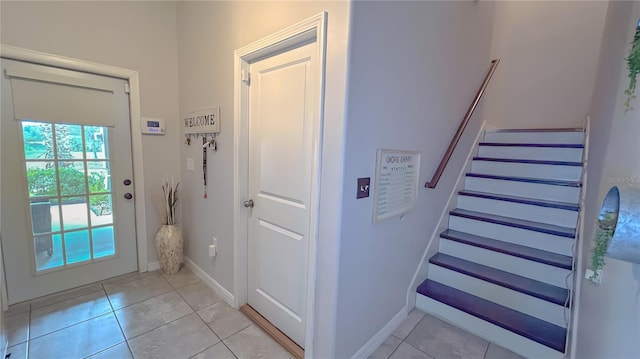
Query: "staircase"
416 128 584 359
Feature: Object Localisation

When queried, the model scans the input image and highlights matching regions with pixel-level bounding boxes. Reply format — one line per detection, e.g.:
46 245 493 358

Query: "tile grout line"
26 303 32 359
27 308 114 342
100 283 133 359
192 302 250 358
404 340 435 359
385 340 401 359
220 340 240 359
219 322 252 341
122 301 195 342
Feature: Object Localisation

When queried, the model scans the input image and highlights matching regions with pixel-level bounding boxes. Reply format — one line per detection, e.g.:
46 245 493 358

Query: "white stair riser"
428 265 568 328
457 195 578 228
464 176 580 203
472 161 582 181
478 146 583 162
416 294 565 359
439 239 572 288
448 216 574 256
483 131 584 144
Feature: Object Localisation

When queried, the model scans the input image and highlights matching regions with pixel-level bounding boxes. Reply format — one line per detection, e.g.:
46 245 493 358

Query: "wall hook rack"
185 133 217 151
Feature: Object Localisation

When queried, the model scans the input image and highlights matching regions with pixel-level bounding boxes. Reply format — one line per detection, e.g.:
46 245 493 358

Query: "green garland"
624 24 640 113
588 212 616 282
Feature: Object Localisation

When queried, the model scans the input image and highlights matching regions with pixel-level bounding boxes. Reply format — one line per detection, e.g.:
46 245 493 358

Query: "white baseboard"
350 306 409 359
147 261 161 272
184 257 235 307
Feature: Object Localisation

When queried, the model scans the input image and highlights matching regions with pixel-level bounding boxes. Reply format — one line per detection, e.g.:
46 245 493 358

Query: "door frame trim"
0 46 149 280
233 12 327 355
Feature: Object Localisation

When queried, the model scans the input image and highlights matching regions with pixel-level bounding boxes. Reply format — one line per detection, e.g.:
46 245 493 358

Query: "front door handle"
243 199 254 208
124 193 133 200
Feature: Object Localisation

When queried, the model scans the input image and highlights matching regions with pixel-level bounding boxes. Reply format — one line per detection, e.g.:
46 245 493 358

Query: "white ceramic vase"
154 224 184 275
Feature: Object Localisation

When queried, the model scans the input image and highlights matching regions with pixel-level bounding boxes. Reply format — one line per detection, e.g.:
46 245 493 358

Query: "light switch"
186 158 194 171
357 177 370 199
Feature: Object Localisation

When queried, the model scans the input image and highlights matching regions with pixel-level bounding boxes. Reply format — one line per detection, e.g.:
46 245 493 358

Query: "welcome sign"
183 107 220 134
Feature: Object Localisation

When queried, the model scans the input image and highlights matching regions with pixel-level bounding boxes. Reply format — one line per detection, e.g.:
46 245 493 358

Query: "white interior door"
0 59 138 304
247 41 318 347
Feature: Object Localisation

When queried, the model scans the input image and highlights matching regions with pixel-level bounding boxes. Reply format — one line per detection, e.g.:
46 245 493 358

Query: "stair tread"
486 128 583 133
450 208 576 238
473 157 583 167
429 253 569 306
479 142 584 149
466 173 581 187
417 279 567 353
440 229 573 270
458 190 579 211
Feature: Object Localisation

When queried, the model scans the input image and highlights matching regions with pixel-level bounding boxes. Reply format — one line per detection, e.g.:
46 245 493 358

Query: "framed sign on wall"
183 107 220 135
372 149 421 223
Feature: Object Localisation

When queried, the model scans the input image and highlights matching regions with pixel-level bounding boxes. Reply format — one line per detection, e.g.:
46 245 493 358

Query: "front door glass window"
22 120 116 272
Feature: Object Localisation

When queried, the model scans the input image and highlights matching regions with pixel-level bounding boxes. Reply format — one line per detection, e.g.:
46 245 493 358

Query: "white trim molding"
233 12 327 357
567 115 591 359
185 257 234 307
0 45 149 274
351 306 409 359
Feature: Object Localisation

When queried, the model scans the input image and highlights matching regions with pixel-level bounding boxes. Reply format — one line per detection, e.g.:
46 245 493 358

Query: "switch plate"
357 177 370 199
186 158 194 171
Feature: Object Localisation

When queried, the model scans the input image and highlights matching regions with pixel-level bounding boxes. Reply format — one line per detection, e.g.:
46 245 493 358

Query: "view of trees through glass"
22 121 116 271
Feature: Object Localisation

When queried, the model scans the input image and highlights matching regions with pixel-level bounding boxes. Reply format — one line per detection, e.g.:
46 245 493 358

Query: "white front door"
0 59 138 304
247 41 318 347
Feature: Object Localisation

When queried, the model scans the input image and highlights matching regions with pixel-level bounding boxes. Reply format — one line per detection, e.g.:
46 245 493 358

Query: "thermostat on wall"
141 117 165 135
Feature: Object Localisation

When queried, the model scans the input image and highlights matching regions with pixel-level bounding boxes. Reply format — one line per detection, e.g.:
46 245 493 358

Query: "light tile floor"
4 267 294 359
369 309 525 359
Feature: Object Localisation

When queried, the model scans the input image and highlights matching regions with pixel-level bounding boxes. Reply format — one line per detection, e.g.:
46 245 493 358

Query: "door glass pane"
61 196 88 230
84 126 108 160
35 234 64 271
26 162 57 197
50 198 62 232
22 121 53 159
59 162 87 196
93 226 115 259
90 194 112 226
30 197 53 235
21 120 119 273
64 230 91 264
55 123 84 160
88 162 110 193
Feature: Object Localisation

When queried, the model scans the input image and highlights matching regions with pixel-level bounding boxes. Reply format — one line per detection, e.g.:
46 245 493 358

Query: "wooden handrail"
425 59 500 188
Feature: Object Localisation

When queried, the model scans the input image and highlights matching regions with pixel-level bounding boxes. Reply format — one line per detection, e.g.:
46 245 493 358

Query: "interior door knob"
123 179 132 186
124 193 133 200
243 199 254 208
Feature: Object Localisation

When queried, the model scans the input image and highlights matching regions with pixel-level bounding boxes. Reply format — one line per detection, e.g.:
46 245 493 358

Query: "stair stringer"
405 121 487 309
567 115 591 359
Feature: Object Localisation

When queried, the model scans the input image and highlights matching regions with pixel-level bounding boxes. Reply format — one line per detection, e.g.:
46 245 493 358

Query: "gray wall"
336 1 495 357
176 2 351 356
0 1 181 266
482 1 608 129
576 1 640 357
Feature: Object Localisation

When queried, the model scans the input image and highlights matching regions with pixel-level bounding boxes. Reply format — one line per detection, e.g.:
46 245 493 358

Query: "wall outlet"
585 269 602 284
208 237 218 257
186 158 194 171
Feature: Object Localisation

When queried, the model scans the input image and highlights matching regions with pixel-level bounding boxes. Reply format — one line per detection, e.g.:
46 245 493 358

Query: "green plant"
26 167 109 214
624 23 640 113
588 212 617 282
